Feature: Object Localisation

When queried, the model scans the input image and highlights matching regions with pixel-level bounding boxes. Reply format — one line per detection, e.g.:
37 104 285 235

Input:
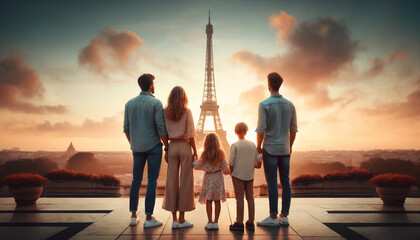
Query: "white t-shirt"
229 139 262 181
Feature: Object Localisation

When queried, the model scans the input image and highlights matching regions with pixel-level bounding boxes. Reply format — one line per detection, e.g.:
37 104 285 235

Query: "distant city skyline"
1 0 420 151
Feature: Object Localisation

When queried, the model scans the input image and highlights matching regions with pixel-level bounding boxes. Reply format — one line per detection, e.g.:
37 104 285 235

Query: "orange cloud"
223 84 268 125
388 50 408 62
360 87 420 118
0 55 68 114
5 116 121 138
269 11 296 42
233 17 359 108
78 28 145 75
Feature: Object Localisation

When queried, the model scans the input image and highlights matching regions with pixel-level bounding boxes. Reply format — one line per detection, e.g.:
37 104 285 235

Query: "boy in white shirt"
229 122 262 232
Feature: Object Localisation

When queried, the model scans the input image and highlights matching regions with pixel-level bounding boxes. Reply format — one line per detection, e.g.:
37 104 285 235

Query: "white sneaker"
172 221 178 229
178 220 193 229
143 217 162 228
205 222 213 230
213 222 219 230
279 216 289 226
257 216 280 227
129 217 139 226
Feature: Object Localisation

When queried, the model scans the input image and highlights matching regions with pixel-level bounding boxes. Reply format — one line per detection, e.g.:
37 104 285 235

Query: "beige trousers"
162 141 195 212
232 176 255 223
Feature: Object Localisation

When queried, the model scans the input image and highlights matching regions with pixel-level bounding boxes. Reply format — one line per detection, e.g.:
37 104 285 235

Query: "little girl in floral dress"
193 133 230 230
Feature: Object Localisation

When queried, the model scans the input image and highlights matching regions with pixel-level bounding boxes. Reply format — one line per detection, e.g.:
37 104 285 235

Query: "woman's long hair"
201 133 224 166
165 86 188 121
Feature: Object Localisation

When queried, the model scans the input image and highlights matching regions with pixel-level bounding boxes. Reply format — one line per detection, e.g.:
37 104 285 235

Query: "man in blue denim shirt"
123 73 169 228
256 72 297 227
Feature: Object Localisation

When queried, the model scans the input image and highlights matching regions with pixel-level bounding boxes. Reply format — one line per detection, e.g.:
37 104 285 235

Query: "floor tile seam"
157 210 171 240
116 225 130 240
73 207 145 236
96 210 114 222
299 205 328 222
153 233 298 235
0 210 113 213
293 206 343 237
290 225 304 239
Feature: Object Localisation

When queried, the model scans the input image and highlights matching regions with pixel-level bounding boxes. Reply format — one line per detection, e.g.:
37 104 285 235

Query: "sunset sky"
1 0 419 151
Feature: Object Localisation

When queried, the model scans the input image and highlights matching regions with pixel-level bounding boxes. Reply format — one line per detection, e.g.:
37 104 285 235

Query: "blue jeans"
263 149 291 216
130 143 162 215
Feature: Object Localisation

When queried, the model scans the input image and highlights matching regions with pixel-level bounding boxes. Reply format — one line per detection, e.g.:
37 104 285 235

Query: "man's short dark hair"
138 73 155 91
267 72 283 91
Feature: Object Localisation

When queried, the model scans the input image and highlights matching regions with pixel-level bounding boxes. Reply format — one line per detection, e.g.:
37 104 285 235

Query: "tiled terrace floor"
0 197 419 240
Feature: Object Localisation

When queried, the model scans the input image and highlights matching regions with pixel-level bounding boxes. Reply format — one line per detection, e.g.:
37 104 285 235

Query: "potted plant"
2 173 49 205
369 173 417 205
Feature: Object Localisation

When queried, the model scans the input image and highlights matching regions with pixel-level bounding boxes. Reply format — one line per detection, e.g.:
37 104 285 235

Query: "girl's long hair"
201 133 224 166
165 86 188 121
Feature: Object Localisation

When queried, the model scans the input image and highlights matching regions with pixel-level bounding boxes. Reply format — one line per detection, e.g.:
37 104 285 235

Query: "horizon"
1 0 420 151
3 145 420 153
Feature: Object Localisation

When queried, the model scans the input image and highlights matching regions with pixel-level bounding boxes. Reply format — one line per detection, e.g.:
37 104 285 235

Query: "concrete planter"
44 180 121 197
258 185 268 196
376 186 410 205
9 186 43 205
324 180 374 193
292 182 324 194
292 180 375 196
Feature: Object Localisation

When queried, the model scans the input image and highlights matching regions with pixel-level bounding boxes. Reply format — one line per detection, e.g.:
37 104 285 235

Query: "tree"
0 158 58 181
66 152 107 173
291 161 347 178
360 158 420 187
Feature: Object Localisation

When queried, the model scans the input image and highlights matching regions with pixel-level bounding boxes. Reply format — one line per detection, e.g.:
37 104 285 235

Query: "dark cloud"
232 14 359 108
0 55 68 114
78 28 144 75
364 58 385 78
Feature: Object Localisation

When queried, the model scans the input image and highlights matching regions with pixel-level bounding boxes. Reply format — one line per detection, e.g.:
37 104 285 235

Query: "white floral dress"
193 158 229 203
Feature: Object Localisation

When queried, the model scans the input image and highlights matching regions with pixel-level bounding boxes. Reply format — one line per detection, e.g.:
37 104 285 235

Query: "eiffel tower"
195 12 230 156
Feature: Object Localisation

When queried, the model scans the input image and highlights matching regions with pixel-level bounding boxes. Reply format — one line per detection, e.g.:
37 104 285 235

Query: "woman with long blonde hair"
162 86 197 229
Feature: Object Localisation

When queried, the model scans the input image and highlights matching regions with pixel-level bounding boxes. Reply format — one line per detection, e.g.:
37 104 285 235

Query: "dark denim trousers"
129 143 162 215
262 149 291 216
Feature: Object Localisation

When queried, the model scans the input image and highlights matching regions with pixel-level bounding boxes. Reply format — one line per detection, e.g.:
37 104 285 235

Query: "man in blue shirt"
256 72 297 227
123 73 169 228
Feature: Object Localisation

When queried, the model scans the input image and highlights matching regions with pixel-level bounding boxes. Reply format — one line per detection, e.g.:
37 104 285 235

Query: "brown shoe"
229 222 244 232
246 221 255 231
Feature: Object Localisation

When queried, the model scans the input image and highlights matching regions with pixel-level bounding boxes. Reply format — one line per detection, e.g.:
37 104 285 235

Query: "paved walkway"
0 197 419 239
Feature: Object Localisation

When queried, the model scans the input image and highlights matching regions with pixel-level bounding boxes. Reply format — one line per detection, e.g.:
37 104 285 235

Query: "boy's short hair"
267 72 283 91
138 73 154 91
235 122 248 135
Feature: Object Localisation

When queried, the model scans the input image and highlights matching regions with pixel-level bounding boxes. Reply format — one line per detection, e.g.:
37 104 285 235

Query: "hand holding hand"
257 147 263 155
192 151 198 160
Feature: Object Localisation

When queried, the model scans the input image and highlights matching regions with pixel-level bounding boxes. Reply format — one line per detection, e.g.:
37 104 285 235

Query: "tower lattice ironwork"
195 12 230 156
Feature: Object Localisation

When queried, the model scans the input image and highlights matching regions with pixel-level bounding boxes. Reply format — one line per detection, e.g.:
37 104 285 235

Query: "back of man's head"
267 72 283 91
138 73 155 91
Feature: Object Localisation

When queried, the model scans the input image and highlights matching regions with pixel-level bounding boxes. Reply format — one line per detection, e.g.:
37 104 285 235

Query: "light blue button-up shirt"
256 95 298 155
123 91 167 152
